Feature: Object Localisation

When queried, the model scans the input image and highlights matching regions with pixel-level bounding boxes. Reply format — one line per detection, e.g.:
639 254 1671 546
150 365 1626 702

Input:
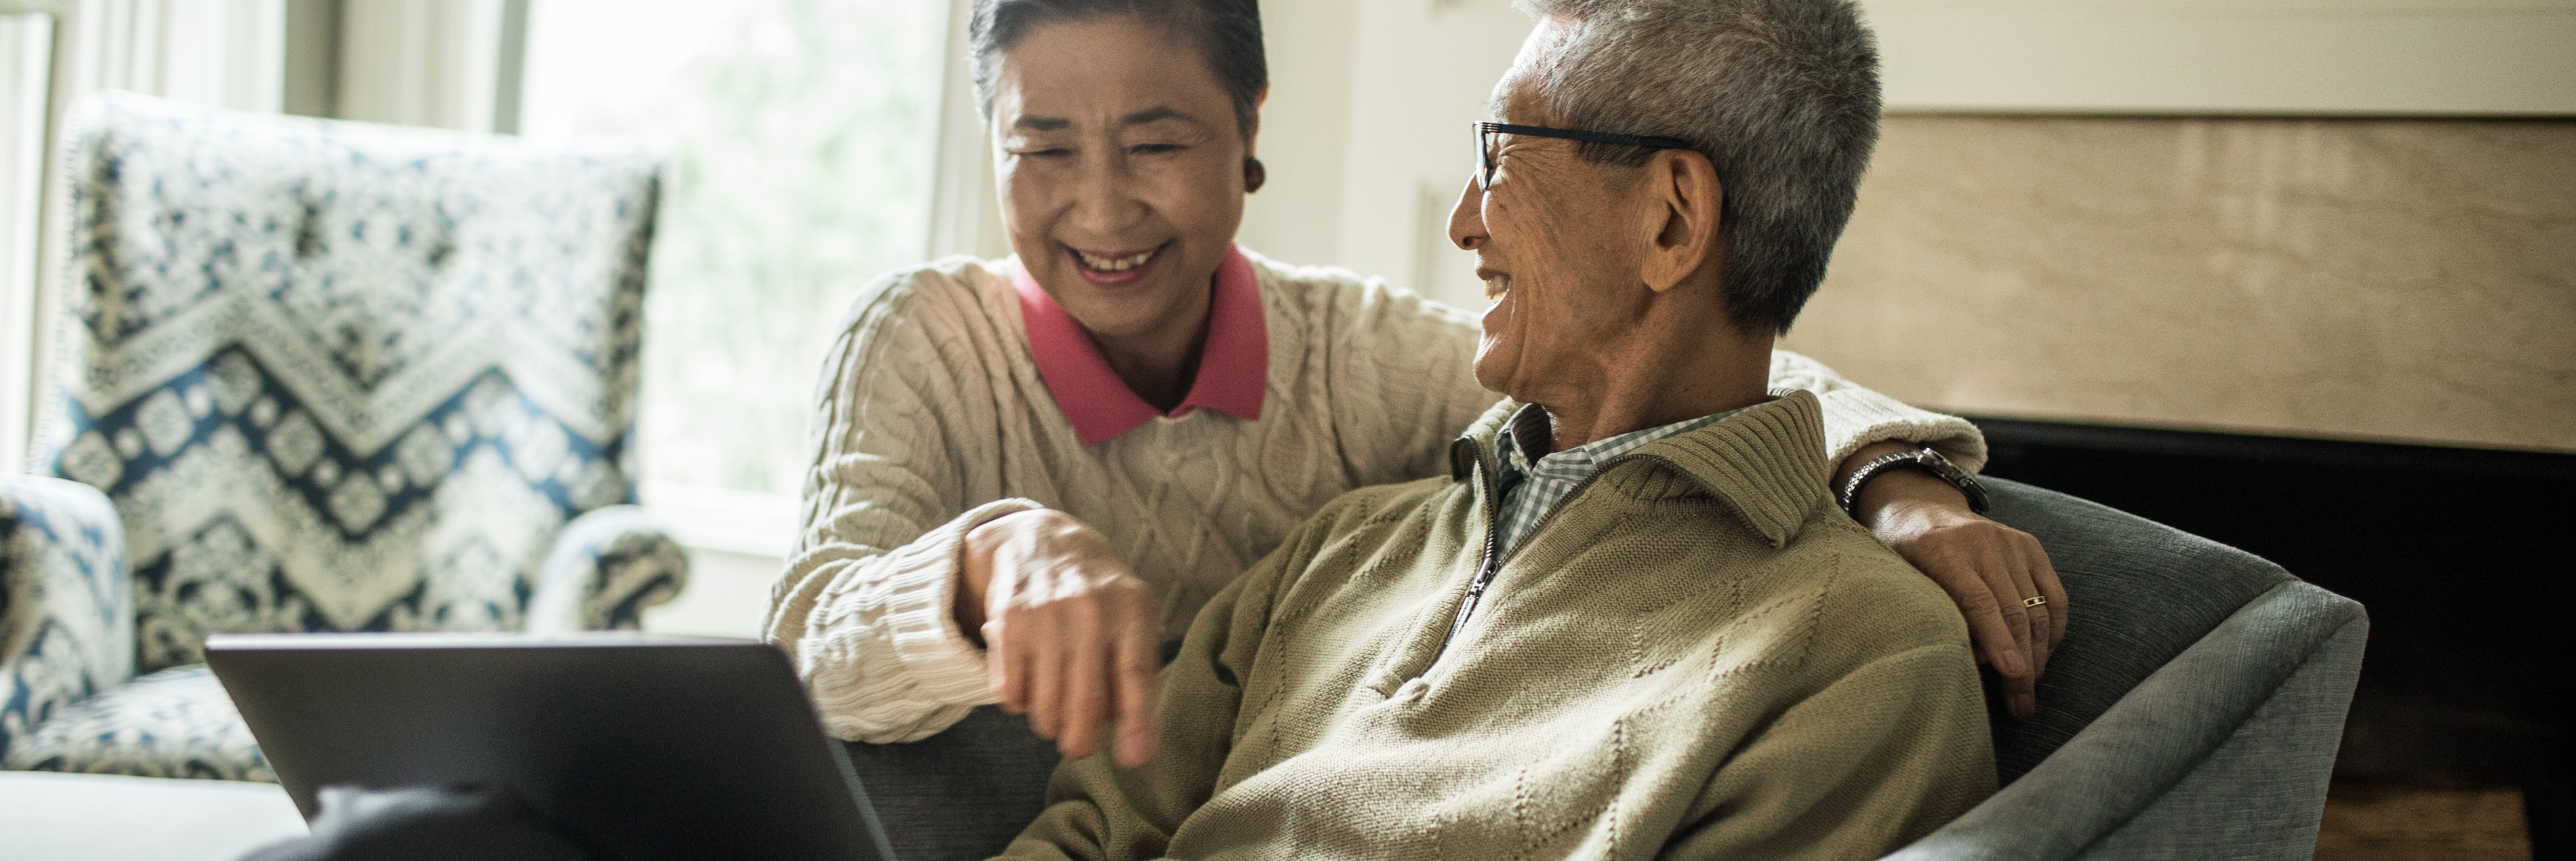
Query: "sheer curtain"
4 0 289 474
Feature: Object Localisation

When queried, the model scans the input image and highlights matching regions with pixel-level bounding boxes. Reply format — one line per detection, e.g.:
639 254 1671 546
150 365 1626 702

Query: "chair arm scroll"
1 476 135 763
525 505 691 635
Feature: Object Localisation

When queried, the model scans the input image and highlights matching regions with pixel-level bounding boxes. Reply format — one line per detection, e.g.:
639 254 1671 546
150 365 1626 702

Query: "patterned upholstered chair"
0 92 689 782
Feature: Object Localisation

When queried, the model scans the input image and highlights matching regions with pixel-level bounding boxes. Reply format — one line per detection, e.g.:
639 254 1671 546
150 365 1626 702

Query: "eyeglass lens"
1474 125 1497 189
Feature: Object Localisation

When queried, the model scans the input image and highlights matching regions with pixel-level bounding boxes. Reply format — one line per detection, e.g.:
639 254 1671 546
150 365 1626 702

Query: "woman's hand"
956 509 1163 767
1839 443 2069 719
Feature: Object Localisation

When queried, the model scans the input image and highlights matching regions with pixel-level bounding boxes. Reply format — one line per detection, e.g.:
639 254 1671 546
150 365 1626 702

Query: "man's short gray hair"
1508 0 1880 334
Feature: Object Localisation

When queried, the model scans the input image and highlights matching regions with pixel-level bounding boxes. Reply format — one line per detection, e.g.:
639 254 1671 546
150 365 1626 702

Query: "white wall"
1228 0 1359 270
1234 0 1533 311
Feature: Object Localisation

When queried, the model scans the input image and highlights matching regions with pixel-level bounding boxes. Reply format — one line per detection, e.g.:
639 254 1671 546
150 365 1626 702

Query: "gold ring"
2024 596 2048 608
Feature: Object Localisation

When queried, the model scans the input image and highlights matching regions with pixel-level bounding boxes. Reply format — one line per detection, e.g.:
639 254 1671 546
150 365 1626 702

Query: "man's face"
1447 25 1652 405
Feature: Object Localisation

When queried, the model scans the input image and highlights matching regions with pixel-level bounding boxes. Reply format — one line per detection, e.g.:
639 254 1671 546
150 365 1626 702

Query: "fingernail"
2013 694 2035 717
1999 650 2027 677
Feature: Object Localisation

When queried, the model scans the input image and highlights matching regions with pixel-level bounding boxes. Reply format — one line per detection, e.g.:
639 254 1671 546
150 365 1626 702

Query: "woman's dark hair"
969 0 1267 140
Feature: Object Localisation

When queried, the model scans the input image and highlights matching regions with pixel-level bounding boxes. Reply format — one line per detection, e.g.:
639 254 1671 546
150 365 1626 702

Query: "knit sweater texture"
763 251 1990 742
1004 391 1997 861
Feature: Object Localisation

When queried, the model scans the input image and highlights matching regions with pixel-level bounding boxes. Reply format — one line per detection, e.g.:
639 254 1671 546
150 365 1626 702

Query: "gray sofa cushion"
843 706 1063 861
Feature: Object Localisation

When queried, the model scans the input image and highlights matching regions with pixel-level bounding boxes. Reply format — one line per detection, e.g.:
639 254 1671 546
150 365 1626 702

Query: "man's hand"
956 509 1162 767
1838 443 2069 719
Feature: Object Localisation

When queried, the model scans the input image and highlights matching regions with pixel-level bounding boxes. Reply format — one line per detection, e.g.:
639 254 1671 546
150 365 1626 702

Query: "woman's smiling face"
989 14 1251 342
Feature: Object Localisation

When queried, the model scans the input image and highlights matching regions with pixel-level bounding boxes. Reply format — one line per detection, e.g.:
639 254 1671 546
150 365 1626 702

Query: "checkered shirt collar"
1489 402 1747 559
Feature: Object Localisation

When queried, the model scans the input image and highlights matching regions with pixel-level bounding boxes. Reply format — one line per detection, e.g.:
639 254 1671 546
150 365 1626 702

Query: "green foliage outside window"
528 0 948 494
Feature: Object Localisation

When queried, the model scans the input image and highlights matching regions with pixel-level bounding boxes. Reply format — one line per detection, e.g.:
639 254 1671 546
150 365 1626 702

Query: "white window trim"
336 0 517 133
639 481 799 559
924 0 1007 261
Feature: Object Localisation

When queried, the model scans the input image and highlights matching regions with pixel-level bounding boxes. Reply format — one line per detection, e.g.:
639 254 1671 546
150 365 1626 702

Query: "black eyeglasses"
1473 121 1691 189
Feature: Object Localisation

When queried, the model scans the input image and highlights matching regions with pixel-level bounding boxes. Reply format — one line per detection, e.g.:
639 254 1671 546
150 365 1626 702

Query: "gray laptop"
205 633 897 861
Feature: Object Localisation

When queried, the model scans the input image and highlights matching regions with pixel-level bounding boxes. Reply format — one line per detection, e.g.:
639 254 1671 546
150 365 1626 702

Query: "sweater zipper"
1440 453 1632 656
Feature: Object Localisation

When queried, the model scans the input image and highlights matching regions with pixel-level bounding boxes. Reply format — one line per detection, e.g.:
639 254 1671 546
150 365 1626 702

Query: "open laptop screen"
206 633 895 861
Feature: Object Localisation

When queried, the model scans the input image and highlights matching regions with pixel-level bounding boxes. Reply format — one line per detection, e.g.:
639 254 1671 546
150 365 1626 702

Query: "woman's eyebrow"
1118 106 1197 127
1009 107 1196 133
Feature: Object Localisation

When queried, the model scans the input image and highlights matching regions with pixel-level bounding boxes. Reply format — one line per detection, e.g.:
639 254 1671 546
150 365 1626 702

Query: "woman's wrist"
1834 440 1973 529
954 508 1046 639
1853 468 1971 529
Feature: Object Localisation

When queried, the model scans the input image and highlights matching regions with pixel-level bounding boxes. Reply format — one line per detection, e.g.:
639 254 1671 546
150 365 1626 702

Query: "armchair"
0 93 688 782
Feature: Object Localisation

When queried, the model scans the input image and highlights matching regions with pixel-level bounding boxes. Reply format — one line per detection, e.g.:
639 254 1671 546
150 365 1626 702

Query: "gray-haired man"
999 1 1996 858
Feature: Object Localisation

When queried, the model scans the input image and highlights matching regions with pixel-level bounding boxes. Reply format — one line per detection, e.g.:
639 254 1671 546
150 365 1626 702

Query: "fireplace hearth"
1969 416 2572 858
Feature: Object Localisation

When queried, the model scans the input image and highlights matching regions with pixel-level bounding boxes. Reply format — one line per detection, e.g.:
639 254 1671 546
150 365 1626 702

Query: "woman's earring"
1244 157 1267 193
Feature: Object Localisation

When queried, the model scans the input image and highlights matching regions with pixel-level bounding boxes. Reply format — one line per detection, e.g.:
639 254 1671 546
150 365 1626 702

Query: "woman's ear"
1245 86 1270 193
1640 149 1723 294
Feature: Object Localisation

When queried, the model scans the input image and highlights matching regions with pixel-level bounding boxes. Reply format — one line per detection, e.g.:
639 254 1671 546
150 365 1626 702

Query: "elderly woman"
763 0 2066 774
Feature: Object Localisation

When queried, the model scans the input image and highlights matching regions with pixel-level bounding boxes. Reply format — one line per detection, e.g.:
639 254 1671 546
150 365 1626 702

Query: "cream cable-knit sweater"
764 250 1988 743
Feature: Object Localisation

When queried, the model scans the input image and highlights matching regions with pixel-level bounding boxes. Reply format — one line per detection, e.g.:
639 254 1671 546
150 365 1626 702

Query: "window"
521 0 950 506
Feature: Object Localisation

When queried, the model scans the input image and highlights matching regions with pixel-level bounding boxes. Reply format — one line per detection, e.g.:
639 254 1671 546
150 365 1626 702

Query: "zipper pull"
1448 584 1487 641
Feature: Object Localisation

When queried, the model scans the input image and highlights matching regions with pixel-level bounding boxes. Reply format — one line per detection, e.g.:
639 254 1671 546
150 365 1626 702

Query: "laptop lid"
205 632 895 861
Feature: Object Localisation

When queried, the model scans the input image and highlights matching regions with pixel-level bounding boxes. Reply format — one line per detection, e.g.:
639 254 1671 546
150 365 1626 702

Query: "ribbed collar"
1450 388 1832 548
1013 245 1269 446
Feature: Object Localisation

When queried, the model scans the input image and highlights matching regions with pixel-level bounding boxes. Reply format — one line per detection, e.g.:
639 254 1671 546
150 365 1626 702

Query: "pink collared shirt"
1013 245 1269 445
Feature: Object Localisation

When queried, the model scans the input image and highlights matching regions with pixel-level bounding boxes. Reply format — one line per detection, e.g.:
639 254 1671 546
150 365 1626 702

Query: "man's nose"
1447 176 1485 252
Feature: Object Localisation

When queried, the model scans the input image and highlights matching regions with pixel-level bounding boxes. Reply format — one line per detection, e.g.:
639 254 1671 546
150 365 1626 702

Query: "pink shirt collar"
1013 245 1268 445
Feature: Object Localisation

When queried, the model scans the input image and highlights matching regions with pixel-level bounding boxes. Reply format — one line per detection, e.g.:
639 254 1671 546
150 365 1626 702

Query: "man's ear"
1638 149 1723 294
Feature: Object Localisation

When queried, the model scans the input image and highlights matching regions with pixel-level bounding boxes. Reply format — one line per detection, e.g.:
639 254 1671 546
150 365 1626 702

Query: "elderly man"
997 1 1996 858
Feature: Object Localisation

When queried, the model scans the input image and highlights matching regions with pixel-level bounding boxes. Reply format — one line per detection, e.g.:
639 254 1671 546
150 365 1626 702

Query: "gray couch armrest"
1 476 136 763
525 505 691 634
1884 580 2367 861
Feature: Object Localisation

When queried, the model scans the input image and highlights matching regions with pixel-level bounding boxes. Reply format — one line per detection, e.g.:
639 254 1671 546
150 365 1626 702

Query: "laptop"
205 632 898 861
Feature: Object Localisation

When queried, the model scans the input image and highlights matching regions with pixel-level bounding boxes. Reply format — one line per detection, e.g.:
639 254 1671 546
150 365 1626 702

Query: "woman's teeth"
1485 276 1512 299
1076 247 1158 273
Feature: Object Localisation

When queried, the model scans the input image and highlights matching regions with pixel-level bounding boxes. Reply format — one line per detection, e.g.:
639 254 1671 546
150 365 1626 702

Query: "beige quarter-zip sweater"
1004 391 1996 861
767 251 1988 743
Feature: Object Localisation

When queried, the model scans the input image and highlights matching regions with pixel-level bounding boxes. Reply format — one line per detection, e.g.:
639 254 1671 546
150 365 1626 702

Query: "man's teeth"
1485 276 1511 299
1077 248 1158 273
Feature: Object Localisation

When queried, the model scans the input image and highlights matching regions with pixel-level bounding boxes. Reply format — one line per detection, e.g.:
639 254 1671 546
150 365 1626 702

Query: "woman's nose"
1447 176 1486 251
1070 153 1148 234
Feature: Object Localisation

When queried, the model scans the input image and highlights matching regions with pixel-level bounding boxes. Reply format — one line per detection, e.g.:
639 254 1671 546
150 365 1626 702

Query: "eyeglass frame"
1472 121 1693 190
